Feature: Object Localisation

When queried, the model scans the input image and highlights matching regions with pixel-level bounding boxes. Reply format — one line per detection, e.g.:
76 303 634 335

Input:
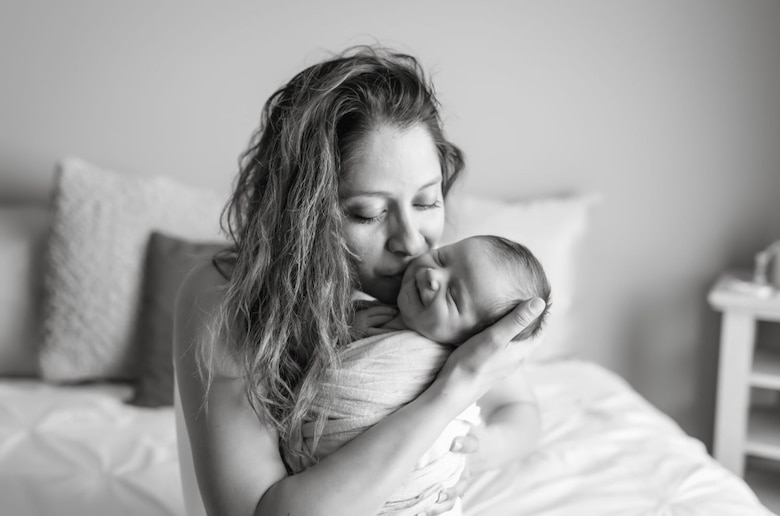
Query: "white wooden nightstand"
708 271 780 483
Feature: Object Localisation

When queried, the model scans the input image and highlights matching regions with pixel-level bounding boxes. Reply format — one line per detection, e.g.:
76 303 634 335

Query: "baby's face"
397 236 511 344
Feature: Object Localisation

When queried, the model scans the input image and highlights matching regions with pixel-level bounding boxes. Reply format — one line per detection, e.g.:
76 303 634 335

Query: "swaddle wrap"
285 329 480 516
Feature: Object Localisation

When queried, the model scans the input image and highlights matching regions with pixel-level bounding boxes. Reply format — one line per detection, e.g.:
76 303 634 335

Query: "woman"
174 46 545 516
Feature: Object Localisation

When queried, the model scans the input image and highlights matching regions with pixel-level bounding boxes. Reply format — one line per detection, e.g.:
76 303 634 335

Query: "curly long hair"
204 45 464 468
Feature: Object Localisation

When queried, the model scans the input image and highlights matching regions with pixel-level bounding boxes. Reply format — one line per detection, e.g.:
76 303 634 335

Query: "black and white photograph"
1 1 779 515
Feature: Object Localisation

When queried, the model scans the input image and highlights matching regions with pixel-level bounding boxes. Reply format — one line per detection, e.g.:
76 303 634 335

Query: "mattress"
0 360 773 516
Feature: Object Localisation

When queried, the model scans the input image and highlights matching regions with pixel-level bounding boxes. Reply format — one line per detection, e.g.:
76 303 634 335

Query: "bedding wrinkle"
0 379 183 516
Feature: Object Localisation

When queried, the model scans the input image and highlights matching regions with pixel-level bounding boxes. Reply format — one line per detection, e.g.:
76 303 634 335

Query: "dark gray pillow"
130 231 224 407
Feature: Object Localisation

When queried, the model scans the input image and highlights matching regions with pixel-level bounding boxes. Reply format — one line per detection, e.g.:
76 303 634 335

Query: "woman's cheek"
423 209 446 247
343 224 383 268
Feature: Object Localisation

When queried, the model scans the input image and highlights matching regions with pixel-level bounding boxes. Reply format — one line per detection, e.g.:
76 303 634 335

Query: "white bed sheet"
464 361 774 516
0 380 182 516
0 360 773 516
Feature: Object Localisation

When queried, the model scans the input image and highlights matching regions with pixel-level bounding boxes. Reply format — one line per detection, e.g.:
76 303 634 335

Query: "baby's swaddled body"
285 329 479 516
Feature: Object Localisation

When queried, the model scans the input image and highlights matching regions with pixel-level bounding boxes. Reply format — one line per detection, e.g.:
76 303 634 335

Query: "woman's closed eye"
347 200 439 225
414 200 442 211
349 211 387 224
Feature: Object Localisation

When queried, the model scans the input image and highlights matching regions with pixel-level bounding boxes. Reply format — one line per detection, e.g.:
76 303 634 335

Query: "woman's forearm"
256 380 465 516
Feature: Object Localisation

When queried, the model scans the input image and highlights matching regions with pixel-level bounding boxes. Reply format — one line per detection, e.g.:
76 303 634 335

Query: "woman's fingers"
451 433 479 454
434 298 547 408
450 474 471 499
424 492 457 516
426 472 471 516
482 298 546 348
443 298 546 390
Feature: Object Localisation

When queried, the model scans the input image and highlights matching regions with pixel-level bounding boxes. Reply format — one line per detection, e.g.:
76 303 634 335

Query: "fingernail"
530 298 545 315
451 440 462 452
438 491 449 503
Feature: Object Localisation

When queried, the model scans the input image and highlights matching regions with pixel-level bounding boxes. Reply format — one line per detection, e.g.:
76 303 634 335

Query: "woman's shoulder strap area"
175 259 242 379
211 248 236 281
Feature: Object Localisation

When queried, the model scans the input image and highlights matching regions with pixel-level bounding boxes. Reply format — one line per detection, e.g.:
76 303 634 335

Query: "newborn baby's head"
397 235 551 345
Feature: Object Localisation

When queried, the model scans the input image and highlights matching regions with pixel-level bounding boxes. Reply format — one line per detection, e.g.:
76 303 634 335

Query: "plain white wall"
2 0 780 448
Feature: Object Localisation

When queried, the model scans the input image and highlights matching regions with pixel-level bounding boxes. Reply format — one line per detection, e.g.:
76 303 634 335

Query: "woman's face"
339 124 445 304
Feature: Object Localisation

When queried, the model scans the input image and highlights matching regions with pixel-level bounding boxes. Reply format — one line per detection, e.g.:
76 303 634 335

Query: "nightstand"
708 271 780 488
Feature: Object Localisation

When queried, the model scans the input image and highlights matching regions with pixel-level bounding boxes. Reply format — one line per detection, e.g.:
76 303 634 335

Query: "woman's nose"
387 212 427 257
417 267 440 307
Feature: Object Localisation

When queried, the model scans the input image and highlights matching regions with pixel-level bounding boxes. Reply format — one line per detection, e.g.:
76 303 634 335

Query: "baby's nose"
418 267 439 307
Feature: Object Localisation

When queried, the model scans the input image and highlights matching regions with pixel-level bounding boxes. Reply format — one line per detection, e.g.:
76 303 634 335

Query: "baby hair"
471 235 552 342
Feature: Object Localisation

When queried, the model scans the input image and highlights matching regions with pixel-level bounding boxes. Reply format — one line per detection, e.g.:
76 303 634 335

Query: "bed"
0 158 773 516
1 362 771 516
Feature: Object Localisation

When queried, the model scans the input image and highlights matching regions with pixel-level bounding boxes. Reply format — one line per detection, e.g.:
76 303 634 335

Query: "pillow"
40 158 226 382
442 190 597 361
0 205 50 376
131 232 225 407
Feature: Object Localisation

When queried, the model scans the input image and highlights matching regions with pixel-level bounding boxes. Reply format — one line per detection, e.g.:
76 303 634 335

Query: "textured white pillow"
40 158 227 382
442 191 597 361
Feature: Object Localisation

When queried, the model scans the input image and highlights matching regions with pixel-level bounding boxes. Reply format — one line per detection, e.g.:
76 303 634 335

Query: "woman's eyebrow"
341 190 391 200
341 178 442 199
418 177 443 190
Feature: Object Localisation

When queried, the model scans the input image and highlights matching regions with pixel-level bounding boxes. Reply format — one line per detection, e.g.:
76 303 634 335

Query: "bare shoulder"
174 256 241 379
173 258 287 514
177 257 229 317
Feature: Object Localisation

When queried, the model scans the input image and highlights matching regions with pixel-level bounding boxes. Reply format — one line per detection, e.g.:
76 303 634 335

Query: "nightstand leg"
714 312 756 477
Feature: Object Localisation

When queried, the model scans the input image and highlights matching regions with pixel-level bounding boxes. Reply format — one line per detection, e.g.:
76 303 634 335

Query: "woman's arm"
174 262 287 515
455 369 542 473
174 261 544 516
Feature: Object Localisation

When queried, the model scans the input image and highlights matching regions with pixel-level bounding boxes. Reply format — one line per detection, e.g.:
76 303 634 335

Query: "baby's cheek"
426 306 453 339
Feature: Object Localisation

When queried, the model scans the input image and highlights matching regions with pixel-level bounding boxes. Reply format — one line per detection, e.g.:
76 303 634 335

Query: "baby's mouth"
414 274 426 307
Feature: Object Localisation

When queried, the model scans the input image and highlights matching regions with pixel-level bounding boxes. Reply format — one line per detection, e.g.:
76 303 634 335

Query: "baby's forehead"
453 238 527 305
454 237 511 273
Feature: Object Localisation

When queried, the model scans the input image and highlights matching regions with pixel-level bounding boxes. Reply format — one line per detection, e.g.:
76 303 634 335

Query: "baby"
355 234 551 345
287 235 550 516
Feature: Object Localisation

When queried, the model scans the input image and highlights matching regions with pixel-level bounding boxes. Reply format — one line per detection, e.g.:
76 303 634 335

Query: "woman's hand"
436 298 545 404
451 423 486 473
420 426 484 516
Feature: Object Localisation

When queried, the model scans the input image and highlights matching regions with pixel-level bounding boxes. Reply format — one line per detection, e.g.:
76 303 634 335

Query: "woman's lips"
379 267 407 279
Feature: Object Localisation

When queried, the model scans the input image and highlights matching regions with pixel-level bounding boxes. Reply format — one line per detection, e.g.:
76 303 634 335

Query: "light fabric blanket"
285 330 480 516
